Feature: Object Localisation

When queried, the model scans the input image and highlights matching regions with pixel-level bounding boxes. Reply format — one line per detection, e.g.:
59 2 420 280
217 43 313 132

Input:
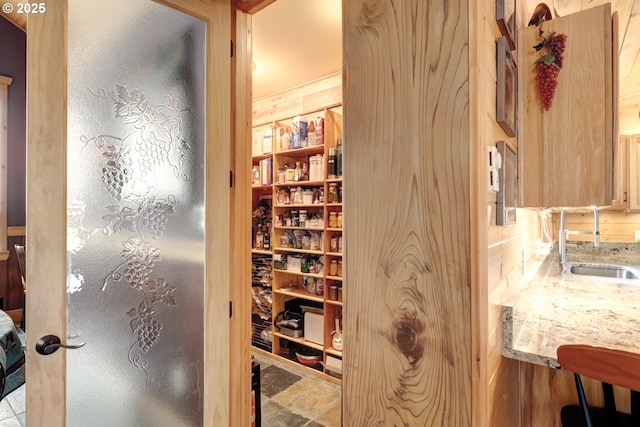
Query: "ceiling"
251 0 342 99
1 0 638 106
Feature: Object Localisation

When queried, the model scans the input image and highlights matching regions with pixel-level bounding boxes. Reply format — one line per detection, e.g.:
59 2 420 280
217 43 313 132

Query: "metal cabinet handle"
35 335 86 355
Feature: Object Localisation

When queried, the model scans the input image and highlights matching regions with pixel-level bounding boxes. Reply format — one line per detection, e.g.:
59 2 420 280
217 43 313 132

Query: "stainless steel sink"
569 264 640 280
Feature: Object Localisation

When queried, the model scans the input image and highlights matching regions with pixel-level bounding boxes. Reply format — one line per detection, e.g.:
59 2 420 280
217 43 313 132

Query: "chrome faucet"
559 208 600 272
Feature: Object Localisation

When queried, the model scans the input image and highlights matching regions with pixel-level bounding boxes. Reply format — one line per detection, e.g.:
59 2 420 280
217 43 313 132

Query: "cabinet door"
519 4 614 207
629 136 640 212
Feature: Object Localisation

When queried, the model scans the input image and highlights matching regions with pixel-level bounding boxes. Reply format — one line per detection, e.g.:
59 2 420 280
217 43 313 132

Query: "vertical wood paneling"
230 7 252 427
489 357 520 427
26 4 68 425
469 0 489 424
630 137 640 211
486 208 539 427
0 77 10 259
481 0 543 423
343 1 472 425
520 363 633 427
203 1 231 424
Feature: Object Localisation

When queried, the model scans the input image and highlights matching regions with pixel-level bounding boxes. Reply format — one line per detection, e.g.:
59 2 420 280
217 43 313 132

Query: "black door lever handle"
35 335 85 355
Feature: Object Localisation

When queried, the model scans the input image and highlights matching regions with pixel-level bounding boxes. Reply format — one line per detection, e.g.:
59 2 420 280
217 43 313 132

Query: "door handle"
35 335 86 355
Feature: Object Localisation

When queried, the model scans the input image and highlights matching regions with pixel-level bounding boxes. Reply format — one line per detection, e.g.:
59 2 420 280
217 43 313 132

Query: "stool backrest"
557 344 640 392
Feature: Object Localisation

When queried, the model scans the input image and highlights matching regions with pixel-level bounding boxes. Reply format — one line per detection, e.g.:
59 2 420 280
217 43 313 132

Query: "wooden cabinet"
250 104 344 381
519 4 616 207
628 136 640 212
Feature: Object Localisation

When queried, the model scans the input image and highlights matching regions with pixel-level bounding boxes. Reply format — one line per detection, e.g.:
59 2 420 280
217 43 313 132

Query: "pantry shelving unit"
251 103 343 381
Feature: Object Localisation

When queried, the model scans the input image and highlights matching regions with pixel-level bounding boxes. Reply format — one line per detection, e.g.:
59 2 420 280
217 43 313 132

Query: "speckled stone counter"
501 243 640 368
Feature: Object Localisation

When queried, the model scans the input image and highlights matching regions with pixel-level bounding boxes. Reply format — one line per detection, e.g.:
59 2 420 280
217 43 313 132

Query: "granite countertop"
501 242 640 368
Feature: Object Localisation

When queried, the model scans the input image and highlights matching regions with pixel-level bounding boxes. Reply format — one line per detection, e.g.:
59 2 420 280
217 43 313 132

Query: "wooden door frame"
230 3 253 427
26 1 234 426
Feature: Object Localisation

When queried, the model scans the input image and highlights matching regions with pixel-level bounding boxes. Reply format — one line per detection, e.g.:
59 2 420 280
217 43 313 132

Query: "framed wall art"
496 0 517 50
496 36 517 138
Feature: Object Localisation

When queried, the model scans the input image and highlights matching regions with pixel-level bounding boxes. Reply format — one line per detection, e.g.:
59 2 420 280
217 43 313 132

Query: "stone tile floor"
0 384 25 427
254 352 341 427
0 353 341 427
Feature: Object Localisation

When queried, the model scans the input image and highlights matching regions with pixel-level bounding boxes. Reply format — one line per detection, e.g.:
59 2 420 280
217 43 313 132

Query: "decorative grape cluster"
101 159 131 201
124 256 153 290
137 316 162 352
534 32 567 111
141 203 169 238
135 134 170 174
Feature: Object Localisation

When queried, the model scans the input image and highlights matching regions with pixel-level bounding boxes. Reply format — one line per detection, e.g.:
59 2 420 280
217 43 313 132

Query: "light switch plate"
487 146 501 192
635 230 640 243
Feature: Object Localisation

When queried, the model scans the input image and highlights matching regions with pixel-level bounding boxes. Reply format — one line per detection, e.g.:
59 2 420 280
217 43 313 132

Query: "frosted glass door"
66 1 206 426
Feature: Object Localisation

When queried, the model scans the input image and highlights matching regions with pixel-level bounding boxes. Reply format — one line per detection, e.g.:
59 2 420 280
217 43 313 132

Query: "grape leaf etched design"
81 84 191 383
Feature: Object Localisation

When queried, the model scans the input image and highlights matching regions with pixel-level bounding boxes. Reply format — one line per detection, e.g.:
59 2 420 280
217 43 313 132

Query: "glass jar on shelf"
327 183 339 203
330 259 338 276
329 285 338 301
294 186 304 204
329 212 338 228
277 188 288 205
330 236 338 252
337 212 343 228
294 161 302 182
255 229 263 249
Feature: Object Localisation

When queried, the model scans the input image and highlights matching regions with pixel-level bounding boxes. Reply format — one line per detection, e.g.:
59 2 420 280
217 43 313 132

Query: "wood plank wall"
231 7 252 427
0 229 24 313
343 1 472 425
551 212 640 243
620 105 640 135
482 0 552 426
251 72 341 125
487 206 538 427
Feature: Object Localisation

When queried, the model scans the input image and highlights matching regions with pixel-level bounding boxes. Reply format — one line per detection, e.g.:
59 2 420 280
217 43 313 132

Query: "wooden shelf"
274 145 325 156
274 203 323 208
252 153 272 161
274 180 324 187
251 96 343 384
252 184 272 191
272 332 325 351
274 225 324 231
273 269 324 279
251 249 273 255
274 287 324 303
273 247 324 255
325 228 342 232
325 347 343 357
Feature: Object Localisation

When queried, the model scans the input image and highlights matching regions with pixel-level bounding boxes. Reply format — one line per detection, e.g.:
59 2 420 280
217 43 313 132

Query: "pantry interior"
249 0 345 391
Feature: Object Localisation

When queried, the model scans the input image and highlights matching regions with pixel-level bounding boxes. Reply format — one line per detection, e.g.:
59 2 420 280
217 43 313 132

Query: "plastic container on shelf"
309 155 323 181
302 190 314 205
